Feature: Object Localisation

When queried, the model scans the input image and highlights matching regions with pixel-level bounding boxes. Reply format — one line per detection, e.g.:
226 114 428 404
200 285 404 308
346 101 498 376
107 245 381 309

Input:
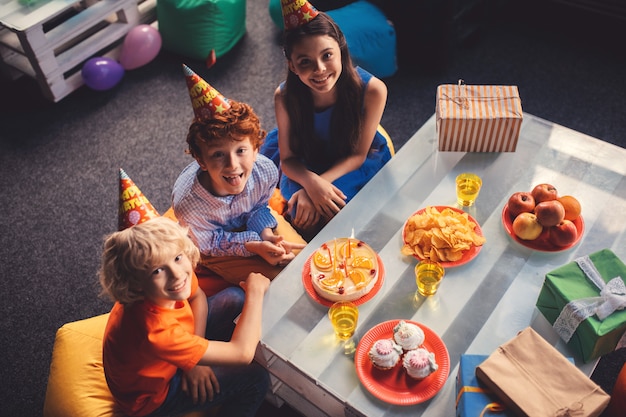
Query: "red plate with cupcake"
355 320 450 405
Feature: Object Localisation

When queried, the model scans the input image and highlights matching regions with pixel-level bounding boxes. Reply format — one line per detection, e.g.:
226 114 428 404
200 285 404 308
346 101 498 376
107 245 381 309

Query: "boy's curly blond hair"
186 99 267 159
99 217 200 305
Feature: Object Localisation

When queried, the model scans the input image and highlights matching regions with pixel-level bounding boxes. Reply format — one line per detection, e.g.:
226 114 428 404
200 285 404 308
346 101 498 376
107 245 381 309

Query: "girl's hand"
288 190 321 229
304 175 347 219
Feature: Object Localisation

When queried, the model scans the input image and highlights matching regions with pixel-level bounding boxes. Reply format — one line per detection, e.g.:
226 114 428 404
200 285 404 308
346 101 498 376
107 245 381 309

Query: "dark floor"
256 400 302 417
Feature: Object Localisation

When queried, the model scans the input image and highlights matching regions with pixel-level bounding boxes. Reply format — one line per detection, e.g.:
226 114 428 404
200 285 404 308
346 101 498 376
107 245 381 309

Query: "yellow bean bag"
378 125 395 157
43 314 208 417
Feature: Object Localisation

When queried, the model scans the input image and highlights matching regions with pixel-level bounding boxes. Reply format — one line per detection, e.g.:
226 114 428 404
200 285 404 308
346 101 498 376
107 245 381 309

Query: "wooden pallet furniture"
0 0 156 102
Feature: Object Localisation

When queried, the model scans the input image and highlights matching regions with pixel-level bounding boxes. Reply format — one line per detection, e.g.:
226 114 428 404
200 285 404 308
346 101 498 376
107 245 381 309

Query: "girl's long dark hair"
282 12 363 166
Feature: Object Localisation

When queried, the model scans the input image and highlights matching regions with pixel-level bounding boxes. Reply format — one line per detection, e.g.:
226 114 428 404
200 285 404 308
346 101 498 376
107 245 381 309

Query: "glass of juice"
328 301 359 341
415 260 445 297
456 173 482 206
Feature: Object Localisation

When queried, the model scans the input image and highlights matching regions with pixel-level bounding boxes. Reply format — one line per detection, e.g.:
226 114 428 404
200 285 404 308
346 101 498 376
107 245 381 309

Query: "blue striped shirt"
172 154 279 257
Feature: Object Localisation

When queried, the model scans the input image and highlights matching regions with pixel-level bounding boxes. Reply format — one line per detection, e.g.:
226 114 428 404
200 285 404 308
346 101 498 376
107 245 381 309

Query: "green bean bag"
157 0 246 60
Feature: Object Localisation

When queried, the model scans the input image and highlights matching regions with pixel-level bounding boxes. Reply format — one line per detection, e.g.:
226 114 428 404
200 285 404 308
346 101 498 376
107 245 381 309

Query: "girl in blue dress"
262 11 392 240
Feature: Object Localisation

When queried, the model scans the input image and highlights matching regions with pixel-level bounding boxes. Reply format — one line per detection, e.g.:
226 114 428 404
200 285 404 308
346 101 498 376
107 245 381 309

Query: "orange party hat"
118 168 160 230
281 0 319 30
182 64 230 120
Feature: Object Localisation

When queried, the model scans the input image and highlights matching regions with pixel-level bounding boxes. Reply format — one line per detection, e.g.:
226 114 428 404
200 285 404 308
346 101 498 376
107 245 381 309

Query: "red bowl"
501 204 584 252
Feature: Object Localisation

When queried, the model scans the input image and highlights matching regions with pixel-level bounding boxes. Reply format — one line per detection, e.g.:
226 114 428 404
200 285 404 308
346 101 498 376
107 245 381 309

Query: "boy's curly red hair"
186 100 267 159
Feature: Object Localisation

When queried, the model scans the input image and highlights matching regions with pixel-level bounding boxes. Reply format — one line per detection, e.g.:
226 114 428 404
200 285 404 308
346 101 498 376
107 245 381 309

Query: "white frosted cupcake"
368 339 403 370
403 348 438 379
393 320 425 351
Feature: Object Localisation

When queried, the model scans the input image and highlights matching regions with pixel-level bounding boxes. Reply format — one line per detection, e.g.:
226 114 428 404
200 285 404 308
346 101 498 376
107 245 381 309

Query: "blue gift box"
456 355 511 417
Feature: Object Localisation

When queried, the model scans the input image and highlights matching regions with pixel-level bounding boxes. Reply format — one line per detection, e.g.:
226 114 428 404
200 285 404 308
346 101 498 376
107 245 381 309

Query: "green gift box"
536 249 626 362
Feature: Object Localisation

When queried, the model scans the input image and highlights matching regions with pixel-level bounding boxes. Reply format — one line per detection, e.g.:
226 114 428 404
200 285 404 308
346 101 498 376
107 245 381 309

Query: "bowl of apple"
502 183 584 252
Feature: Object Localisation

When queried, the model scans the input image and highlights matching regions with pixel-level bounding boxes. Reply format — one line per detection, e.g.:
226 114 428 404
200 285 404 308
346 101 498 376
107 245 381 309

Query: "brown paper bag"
475 328 610 417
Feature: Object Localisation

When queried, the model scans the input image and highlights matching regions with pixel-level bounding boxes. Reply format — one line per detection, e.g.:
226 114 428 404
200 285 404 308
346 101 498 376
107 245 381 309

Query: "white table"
255 113 626 417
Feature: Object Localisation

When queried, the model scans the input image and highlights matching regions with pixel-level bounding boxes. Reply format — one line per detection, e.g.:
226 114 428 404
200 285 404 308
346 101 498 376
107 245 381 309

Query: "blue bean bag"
158 0 246 60
269 0 397 78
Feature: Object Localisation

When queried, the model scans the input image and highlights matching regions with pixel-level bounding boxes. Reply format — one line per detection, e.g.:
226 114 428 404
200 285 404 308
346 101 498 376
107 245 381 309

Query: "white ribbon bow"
596 277 626 320
553 256 626 343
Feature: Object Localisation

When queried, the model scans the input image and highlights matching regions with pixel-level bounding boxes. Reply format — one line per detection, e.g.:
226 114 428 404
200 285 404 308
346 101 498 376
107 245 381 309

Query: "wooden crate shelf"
0 0 156 102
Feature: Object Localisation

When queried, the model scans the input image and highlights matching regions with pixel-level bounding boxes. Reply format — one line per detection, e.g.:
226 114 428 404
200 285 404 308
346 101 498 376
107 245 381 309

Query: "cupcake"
393 320 425 350
368 339 403 370
403 348 438 379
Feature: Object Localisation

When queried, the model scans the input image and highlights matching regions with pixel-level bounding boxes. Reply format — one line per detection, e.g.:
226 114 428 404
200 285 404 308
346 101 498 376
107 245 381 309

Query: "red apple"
512 212 543 240
549 220 578 247
534 200 565 227
507 192 536 219
531 183 558 203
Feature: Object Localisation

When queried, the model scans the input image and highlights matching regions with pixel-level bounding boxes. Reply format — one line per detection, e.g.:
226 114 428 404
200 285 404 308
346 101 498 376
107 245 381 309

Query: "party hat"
182 64 230 120
118 168 160 230
281 0 319 30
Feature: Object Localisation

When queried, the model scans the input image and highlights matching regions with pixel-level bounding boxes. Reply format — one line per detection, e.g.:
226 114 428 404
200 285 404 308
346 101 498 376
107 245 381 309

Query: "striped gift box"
436 82 523 152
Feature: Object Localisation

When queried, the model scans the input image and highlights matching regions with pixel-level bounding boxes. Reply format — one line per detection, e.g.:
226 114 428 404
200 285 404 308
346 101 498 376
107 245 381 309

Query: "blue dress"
261 67 392 203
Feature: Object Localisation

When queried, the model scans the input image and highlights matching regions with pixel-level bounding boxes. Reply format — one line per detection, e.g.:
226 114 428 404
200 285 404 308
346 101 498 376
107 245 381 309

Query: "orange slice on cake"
313 249 333 271
351 256 374 270
319 270 344 290
348 270 368 289
339 239 360 259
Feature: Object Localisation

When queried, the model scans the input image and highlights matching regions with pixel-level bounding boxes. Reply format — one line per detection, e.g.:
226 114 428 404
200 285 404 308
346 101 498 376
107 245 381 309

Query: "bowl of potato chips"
401 206 486 267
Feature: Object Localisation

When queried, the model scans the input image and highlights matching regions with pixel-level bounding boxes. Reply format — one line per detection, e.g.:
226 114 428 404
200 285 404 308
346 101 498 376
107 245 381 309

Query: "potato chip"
402 206 486 262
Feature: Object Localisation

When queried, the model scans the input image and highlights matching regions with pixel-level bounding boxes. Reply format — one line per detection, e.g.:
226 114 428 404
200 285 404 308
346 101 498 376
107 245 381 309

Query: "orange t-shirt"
103 274 209 416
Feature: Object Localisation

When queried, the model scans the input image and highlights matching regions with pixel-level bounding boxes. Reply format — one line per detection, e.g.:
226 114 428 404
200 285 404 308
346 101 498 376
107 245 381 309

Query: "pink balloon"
119 25 162 70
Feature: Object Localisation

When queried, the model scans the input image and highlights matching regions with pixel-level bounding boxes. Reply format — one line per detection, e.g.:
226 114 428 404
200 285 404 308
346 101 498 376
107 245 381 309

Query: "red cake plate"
302 254 385 307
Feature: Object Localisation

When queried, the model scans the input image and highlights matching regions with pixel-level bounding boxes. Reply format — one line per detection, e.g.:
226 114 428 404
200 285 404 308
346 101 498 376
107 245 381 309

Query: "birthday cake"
310 238 379 302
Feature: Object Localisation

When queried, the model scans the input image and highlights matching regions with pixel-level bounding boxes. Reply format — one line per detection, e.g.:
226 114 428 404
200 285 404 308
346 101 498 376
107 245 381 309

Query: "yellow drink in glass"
415 260 445 297
456 173 482 206
328 302 358 340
